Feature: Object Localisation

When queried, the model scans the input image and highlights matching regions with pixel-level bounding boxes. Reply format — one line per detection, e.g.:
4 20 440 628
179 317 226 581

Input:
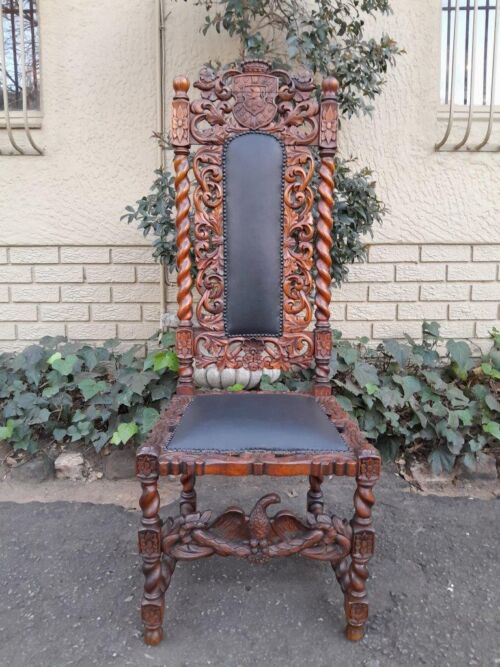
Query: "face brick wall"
0 243 498 352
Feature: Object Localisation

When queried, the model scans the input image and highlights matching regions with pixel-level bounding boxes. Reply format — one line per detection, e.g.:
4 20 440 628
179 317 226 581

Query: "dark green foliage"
0 333 178 453
121 169 177 268
198 0 402 117
123 0 401 284
1 325 498 474
257 324 500 474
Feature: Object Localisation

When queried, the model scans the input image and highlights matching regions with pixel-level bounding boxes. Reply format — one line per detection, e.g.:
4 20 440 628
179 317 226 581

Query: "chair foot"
144 626 164 646
345 623 364 641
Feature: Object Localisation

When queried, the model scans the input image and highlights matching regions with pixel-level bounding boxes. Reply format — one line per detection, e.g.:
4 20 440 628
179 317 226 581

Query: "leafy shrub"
1 324 498 476
0 333 178 453
259 323 500 474
123 1 402 285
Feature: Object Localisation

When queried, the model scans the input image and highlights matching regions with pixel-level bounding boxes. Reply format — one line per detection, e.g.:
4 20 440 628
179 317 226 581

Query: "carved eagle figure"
208 493 310 545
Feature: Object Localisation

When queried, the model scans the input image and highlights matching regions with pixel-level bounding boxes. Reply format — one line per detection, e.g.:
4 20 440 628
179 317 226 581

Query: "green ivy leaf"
462 453 476 470
141 408 160 434
428 448 455 475
47 352 62 365
145 351 179 373
42 384 62 398
446 340 473 373
482 421 500 440
227 383 245 392
394 375 421 401
110 421 139 445
78 378 108 401
0 419 15 440
383 339 409 367
353 362 379 388
485 393 500 413
51 354 78 376
53 428 67 442
469 437 485 452
335 395 353 412
481 363 500 380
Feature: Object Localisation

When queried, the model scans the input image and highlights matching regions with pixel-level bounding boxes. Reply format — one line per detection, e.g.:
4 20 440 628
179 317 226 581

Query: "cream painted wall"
1 0 159 246
2 0 498 246
0 0 498 348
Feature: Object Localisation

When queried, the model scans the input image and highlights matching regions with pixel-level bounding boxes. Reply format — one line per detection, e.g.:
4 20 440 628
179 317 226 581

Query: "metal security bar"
0 0 43 155
437 0 500 151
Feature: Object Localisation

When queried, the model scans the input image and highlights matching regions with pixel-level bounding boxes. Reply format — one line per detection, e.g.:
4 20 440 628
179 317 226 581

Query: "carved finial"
322 77 339 97
241 60 271 74
173 76 190 96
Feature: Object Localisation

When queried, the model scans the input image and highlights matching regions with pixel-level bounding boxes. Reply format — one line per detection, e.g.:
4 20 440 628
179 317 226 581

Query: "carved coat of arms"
232 75 278 129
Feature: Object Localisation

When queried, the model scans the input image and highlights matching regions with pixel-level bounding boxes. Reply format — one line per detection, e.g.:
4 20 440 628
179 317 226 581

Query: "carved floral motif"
314 329 332 360
359 457 381 481
171 100 189 145
176 328 193 359
320 102 338 148
139 530 161 556
353 531 375 559
136 454 159 478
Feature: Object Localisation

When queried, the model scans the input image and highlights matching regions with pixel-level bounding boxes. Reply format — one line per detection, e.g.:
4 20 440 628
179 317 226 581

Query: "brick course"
0 244 498 350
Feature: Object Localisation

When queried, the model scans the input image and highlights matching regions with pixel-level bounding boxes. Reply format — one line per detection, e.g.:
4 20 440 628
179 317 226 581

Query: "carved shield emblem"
232 74 278 129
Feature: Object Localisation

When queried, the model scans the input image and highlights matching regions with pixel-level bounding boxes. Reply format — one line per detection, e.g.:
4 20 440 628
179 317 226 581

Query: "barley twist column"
172 77 194 395
137 454 164 645
314 77 339 396
345 455 379 641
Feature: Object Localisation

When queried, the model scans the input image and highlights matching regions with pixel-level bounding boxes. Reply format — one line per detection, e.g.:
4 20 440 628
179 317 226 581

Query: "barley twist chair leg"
180 472 197 516
344 472 376 641
306 474 324 515
139 474 165 645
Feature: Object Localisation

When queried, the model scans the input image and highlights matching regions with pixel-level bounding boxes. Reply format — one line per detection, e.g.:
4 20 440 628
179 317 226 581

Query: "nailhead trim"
222 131 285 338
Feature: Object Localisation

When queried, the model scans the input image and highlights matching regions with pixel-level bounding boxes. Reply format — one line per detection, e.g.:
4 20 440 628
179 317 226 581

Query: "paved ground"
0 469 498 667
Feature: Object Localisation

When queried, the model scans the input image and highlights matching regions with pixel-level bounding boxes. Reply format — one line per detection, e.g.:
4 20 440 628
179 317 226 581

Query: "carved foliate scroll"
191 135 315 370
190 60 319 145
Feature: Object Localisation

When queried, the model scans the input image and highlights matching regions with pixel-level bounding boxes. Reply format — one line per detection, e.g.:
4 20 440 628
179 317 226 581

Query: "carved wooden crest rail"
136 60 382 649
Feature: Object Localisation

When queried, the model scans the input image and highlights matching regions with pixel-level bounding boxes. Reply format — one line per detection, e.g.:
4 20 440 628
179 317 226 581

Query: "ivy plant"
0 333 178 453
123 0 402 285
257 323 500 475
1 324 497 475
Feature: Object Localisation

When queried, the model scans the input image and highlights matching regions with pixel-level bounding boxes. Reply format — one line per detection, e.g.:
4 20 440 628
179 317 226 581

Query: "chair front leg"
344 455 379 641
138 457 165 646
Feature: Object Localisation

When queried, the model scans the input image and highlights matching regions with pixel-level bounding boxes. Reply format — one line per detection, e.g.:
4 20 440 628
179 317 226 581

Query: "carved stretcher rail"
156 493 352 565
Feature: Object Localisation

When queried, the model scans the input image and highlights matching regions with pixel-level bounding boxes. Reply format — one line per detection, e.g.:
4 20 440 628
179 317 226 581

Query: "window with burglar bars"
0 0 39 112
441 0 499 106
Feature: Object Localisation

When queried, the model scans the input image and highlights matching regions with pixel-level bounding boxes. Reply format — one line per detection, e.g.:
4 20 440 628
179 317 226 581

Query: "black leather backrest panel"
223 132 284 337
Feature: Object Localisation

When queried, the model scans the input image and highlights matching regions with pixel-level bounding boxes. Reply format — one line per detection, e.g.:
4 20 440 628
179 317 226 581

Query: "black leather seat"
167 393 347 453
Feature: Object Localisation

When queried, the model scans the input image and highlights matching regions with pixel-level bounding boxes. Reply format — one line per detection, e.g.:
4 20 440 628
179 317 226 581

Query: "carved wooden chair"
136 60 381 646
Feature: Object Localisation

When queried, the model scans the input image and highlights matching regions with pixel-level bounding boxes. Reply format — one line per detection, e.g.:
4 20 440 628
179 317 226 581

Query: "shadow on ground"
0 470 498 667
